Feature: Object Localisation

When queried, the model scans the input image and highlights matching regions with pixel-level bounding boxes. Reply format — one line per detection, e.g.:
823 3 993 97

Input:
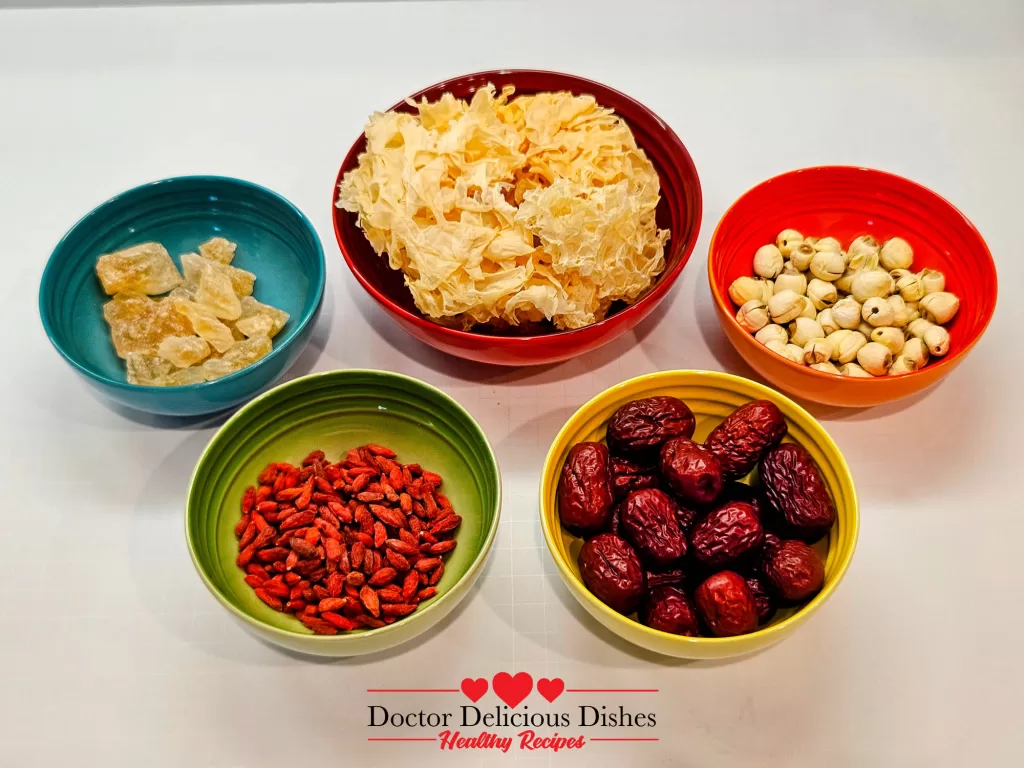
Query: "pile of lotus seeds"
728 230 960 377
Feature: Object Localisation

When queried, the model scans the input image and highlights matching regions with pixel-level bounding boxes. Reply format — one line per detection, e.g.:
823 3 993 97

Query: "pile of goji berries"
235 444 460 635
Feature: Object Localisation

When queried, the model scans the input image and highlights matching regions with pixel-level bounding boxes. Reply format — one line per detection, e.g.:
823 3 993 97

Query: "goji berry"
236 445 460 634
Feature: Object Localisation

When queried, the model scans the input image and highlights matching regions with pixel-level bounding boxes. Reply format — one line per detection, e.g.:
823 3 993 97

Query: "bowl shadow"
691 269 761 381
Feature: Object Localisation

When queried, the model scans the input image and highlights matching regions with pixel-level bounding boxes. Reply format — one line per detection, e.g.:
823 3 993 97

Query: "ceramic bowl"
187 369 501 656
333 69 701 366
709 166 997 407
39 176 325 416
540 370 857 660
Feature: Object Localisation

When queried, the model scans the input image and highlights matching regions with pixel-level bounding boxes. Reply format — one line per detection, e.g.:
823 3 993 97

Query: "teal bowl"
186 369 502 656
39 176 326 417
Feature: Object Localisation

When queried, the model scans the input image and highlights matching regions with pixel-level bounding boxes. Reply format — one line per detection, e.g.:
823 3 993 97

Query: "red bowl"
332 69 701 366
709 166 997 407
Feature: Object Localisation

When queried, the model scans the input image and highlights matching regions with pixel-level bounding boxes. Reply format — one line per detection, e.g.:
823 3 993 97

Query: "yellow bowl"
539 370 858 660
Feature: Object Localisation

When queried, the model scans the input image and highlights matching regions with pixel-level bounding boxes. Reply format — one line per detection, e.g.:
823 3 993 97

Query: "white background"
1 1 1022 765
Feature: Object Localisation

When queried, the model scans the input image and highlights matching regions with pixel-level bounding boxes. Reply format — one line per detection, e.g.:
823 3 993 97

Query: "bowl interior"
41 176 324 386
710 166 997 369
187 370 501 641
334 69 701 339
540 370 857 651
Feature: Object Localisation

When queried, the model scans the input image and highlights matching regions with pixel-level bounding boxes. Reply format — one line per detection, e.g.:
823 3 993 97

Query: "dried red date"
606 501 623 537
762 540 824 602
639 586 700 636
577 533 646 614
703 400 787 481
610 457 660 500
689 501 763 566
620 489 687 567
606 396 696 463
759 443 836 542
719 481 763 516
675 504 698 532
645 566 689 589
660 438 724 506
745 575 776 624
695 571 758 637
756 531 782 573
558 442 614 533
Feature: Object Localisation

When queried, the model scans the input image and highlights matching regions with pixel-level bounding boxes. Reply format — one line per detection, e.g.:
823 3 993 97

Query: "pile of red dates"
558 397 835 637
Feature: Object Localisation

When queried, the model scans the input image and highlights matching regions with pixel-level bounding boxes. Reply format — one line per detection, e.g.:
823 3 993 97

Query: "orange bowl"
709 166 997 407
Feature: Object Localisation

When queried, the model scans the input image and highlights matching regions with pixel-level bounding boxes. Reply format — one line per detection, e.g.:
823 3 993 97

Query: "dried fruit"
674 504 698 532
745 575 776 623
645 566 689 589
606 396 696 463
620 489 687 567
560 394 836 639
605 501 623 537
659 438 724 506
762 540 825 602
759 443 836 542
703 400 787 481
689 501 763 566
610 457 659 500
694 571 758 637
234 445 458 632
577 533 646 614
557 442 614 532
718 481 763 517
639 586 700 636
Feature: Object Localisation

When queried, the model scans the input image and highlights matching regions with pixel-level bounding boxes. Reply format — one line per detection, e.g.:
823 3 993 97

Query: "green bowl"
186 369 501 656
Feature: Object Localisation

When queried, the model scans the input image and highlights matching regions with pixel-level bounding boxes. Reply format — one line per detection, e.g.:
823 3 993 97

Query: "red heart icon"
491 672 533 708
536 677 565 703
461 677 488 703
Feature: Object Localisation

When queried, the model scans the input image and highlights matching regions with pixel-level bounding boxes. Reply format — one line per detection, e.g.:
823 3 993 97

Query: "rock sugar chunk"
238 296 289 338
197 261 242 320
163 367 207 386
95 242 183 296
202 334 272 380
125 352 175 385
181 252 255 299
102 292 193 358
171 298 236 354
157 335 211 368
234 314 275 338
198 237 237 265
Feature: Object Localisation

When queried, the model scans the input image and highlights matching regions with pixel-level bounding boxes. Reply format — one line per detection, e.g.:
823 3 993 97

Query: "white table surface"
2 1 1022 765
